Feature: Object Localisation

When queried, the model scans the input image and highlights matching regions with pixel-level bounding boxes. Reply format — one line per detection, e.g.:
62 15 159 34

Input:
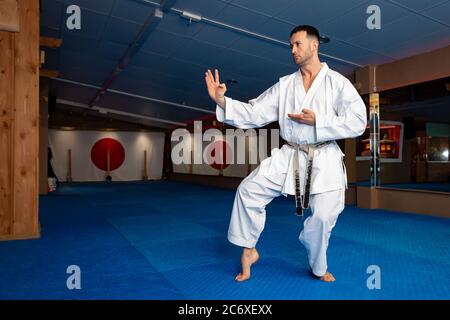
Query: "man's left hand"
288 108 316 126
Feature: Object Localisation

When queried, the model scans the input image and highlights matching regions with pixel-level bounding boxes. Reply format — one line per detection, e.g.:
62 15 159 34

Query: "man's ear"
312 39 319 52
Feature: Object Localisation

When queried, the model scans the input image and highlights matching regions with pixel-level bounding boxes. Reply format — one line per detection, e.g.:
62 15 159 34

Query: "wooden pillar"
143 150 148 180
0 0 40 240
0 31 14 237
67 149 72 182
0 0 20 32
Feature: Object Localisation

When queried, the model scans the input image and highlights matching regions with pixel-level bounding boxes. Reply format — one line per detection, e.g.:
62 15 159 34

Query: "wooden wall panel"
356 46 450 94
12 0 39 237
0 32 14 236
427 163 450 183
0 0 40 240
357 186 450 218
0 0 19 32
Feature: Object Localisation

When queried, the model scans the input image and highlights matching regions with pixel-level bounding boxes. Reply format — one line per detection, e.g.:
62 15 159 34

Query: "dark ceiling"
41 0 450 128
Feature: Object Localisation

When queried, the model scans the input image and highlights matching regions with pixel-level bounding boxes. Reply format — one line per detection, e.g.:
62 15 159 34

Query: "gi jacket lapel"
295 63 329 113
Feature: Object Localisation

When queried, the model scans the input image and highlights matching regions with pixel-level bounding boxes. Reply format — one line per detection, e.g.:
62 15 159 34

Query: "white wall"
48 130 165 182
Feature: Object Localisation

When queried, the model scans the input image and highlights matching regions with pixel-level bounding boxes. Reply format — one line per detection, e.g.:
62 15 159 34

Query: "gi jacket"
216 63 367 195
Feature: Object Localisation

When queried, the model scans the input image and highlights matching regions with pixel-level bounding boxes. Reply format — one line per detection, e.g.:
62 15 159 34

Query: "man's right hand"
205 69 227 109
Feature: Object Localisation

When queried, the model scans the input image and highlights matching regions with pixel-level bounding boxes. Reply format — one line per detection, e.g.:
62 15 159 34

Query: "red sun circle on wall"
205 140 232 170
90 138 125 171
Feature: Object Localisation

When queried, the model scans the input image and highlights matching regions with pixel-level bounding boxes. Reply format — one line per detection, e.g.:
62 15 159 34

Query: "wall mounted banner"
49 130 165 182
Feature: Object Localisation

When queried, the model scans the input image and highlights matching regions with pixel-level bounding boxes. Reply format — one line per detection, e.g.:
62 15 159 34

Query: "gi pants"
227 161 345 277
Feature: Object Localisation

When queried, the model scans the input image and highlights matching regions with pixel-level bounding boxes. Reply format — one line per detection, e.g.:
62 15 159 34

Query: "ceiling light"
181 10 202 23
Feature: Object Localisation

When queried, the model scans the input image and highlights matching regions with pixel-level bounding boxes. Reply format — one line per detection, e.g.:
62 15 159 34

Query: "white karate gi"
216 63 367 276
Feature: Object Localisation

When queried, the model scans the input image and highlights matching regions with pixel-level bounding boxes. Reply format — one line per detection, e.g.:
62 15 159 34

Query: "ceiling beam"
56 98 187 126
50 105 168 131
39 36 62 48
169 8 362 67
40 69 59 79
54 77 215 114
88 8 163 108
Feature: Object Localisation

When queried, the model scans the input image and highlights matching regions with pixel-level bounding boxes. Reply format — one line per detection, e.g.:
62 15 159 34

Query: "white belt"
288 141 333 216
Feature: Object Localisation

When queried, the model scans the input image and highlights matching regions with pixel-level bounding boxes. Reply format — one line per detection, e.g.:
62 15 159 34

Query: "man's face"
290 31 317 66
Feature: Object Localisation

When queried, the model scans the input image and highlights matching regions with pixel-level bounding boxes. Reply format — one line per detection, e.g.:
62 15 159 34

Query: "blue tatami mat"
0 181 449 299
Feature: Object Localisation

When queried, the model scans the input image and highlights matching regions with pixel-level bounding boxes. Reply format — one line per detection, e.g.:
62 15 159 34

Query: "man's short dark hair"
290 25 320 42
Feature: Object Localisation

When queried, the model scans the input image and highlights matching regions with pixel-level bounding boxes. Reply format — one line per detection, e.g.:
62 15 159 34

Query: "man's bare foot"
235 248 259 282
319 272 335 282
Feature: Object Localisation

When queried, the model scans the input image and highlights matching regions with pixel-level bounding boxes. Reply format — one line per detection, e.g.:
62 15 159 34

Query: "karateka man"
204 25 367 282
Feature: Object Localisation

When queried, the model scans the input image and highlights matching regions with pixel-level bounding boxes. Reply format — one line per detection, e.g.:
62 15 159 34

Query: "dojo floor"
0 181 449 300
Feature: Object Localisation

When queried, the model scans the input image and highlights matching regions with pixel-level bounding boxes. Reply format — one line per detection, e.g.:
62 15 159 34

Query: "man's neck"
300 58 322 79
